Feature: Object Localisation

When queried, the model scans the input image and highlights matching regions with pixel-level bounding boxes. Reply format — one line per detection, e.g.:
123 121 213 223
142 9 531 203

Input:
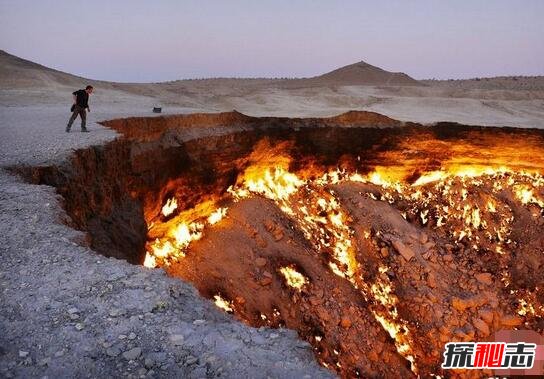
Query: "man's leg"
66 108 79 132
80 108 88 131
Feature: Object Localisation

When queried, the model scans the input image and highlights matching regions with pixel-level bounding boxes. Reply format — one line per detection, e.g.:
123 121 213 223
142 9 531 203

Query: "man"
66 85 93 132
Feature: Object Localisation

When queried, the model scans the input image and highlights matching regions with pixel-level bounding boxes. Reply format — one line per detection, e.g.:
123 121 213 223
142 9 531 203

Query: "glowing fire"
208 207 227 224
279 266 308 290
213 294 234 313
143 135 544 375
161 197 178 217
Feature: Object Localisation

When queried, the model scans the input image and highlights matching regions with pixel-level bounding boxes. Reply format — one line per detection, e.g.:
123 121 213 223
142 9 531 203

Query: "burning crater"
20 111 544 377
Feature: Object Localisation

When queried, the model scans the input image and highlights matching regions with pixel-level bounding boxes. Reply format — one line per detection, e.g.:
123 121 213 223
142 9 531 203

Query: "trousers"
67 105 87 130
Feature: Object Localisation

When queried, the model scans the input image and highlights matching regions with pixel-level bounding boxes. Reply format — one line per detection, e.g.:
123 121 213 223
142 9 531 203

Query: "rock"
185 356 198 365
453 328 467 339
443 254 453 262
18 351 29 358
260 277 272 286
169 334 184 346
452 297 468 311
122 347 142 360
54 350 65 357
67 307 79 314
263 219 275 231
255 257 267 267
144 357 155 369
38 357 51 367
392 240 414 261
427 273 437 288
109 308 123 317
138 368 147 377
501 315 523 327
256 235 267 248
420 233 428 244
424 241 435 250
75 323 84 331
235 296 246 304
340 317 352 329
452 295 486 311
106 346 121 357
475 273 493 285
309 297 322 306
472 318 490 336
128 332 137 340
273 229 284 241
478 309 494 324
380 247 389 257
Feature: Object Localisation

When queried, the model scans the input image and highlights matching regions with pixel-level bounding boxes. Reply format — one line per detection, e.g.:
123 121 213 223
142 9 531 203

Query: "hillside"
0 50 420 89
0 49 103 89
421 76 544 91
301 60 420 86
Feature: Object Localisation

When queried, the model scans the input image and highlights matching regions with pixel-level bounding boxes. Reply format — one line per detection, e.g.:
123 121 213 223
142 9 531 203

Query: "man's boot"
66 126 71 132
81 128 90 132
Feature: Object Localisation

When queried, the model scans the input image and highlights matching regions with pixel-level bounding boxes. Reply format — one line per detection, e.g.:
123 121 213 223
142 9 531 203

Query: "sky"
0 0 543 82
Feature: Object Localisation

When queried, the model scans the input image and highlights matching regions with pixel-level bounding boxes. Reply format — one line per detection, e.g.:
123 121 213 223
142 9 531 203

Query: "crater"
16 111 544 377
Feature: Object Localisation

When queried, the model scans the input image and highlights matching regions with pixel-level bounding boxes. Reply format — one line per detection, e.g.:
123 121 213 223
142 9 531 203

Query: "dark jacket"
73 89 89 109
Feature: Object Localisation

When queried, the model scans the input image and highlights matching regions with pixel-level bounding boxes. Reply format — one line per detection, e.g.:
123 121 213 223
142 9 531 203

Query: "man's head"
85 85 94 94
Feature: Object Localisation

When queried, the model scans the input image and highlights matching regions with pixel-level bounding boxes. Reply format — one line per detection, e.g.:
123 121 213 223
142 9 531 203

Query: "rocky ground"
0 104 333 378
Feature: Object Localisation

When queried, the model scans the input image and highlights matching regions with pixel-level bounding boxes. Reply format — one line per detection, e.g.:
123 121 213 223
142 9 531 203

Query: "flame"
213 294 234 313
143 134 544 375
279 266 308 290
161 197 178 217
514 184 544 207
143 252 156 268
369 266 417 373
207 207 227 225
172 222 203 248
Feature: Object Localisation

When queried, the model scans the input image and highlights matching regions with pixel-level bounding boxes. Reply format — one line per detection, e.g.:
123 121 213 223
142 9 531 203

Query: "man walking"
66 85 93 132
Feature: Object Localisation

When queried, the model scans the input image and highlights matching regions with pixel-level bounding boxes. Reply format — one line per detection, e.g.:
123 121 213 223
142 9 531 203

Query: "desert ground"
1 49 543 378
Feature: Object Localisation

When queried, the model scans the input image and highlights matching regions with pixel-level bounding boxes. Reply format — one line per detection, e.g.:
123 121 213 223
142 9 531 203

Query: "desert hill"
0 49 103 89
300 60 420 86
0 50 420 89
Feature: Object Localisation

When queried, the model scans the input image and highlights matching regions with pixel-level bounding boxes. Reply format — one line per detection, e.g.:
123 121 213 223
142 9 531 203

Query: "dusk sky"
1 0 542 82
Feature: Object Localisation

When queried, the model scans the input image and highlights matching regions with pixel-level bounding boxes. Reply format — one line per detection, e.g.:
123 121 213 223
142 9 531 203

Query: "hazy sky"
1 0 542 82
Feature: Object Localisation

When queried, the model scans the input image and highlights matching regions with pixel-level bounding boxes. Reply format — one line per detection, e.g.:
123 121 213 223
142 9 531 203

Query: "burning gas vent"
21 112 544 377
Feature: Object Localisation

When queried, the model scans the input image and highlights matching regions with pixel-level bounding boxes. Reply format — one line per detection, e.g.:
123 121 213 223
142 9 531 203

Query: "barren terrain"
1 50 543 378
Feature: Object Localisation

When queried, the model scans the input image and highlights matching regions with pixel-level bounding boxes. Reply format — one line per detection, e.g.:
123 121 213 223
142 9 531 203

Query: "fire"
207 207 227 224
514 184 544 207
279 266 308 290
368 266 417 372
143 252 156 268
161 197 178 217
213 295 234 313
142 133 544 376
172 222 203 248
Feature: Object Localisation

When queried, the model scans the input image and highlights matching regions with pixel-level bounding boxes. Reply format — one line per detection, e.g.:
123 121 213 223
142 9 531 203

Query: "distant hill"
0 50 420 90
302 60 421 86
2 49 542 91
0 49 102 89
421 76 544 91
